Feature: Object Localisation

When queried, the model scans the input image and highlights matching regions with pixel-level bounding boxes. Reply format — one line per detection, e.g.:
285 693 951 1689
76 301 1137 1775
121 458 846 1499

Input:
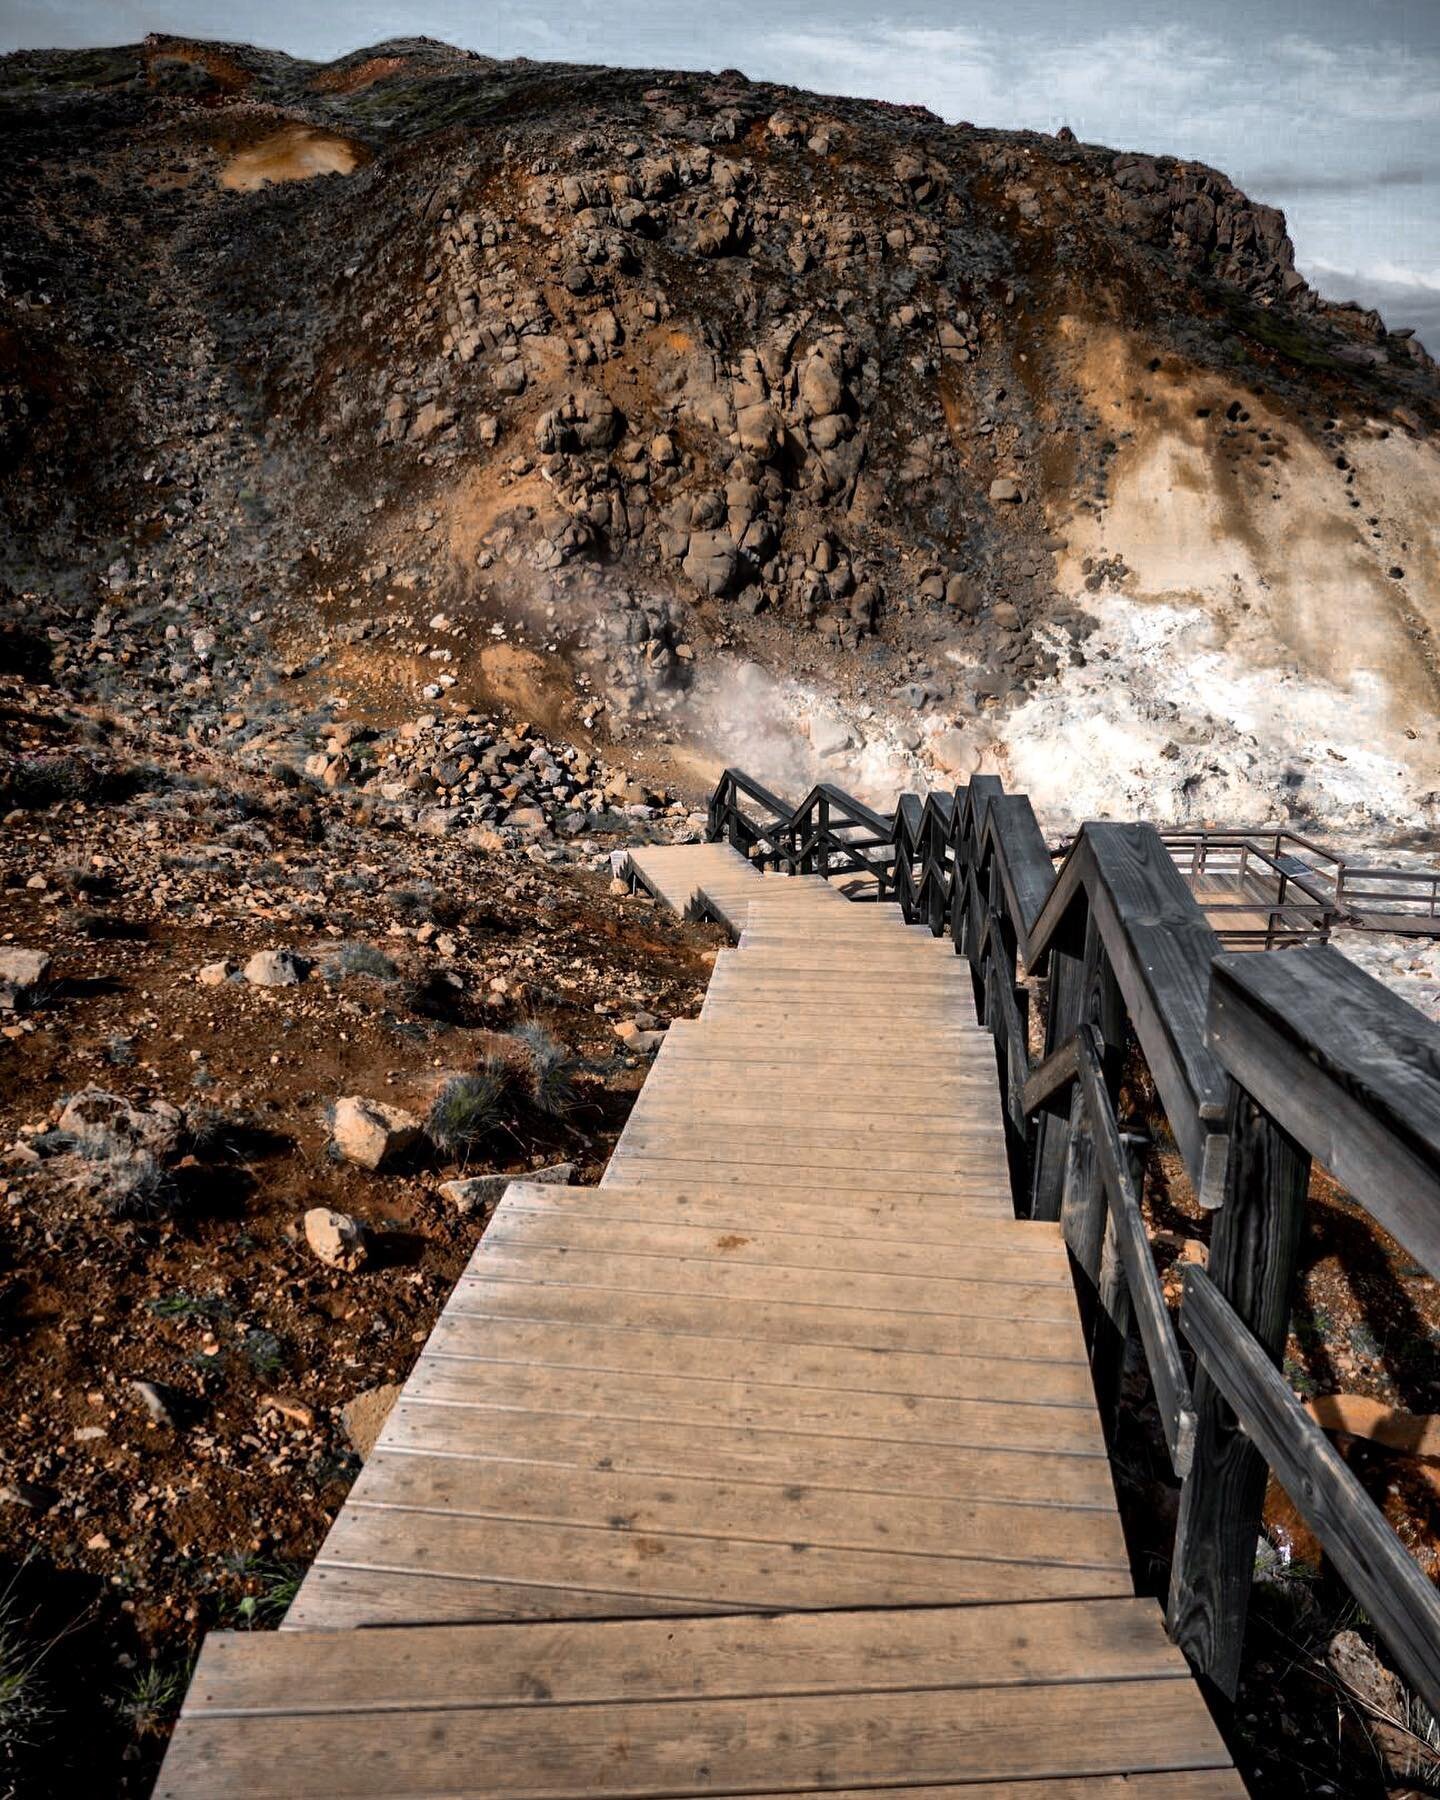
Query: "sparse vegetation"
513 1022 582 1119
0 1594 51 1766
426 1059 523 1161
111 1662 187 1740
323 941 399 983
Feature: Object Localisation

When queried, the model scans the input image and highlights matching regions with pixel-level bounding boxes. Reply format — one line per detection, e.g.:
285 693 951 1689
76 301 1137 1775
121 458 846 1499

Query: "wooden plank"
1025 826 1229 1206
168 1599 1202 1716
608 1135 1013 1179
1181 1265 1440 1719
600 1167 1011 1211
1208 945 1440 1278
405 1359 1108 1455
484 1208 1069 1281
308 1505 1133 1614
463 1242 1076 1320
611 1114 1006 1156
497 1183 1061 1250
283 1566 722 1628
1077 1026 1195 1473
379 1402 1119 1507
425 1314 1102 1407
158 1675 1228 1798
600 1157 1011 1203
347 1449 1129 1565
450 1278 1085 1359
612 1115 1002 1152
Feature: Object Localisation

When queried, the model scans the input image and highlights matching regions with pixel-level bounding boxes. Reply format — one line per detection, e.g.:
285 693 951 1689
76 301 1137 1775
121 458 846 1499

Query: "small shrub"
324 942 398 984
75 1147 178 1222
2 754 96 810
241 1329 283 1377
386 883 435 924
149 1291 229 1321
512 1023 581 1119
427 1060 521 1162
111 1662 186 1739
61 904 138 940
225 1557 303 1627
0 1594 50 1761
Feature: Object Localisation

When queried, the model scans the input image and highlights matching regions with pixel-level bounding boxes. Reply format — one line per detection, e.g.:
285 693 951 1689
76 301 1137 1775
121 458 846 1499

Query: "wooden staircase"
154 843 1242 1797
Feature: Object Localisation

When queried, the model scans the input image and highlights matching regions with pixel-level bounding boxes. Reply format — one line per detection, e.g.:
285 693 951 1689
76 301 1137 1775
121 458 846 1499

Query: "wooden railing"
1156 822 1440 940
707 769 1440 1721
1157 828 1338 948
709 770 898 897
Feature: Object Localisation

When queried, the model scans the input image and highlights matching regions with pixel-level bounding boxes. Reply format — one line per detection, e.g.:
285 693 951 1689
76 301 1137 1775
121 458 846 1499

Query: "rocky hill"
4 32 1439 840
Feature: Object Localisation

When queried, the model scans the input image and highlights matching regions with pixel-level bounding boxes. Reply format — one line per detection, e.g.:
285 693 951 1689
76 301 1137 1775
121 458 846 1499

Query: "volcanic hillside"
3 33 1440 827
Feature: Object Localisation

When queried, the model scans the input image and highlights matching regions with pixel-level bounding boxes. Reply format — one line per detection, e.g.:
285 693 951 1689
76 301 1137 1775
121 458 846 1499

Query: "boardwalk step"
157 1600 1242 1798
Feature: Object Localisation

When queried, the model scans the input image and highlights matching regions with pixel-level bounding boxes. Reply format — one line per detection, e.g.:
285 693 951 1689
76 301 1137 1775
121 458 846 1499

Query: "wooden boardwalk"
155 843 1241 1797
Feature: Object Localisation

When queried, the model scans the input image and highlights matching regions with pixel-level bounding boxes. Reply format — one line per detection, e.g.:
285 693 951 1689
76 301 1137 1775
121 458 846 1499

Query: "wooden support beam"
1077 1026 1195 1475
1168 1078 1309 1695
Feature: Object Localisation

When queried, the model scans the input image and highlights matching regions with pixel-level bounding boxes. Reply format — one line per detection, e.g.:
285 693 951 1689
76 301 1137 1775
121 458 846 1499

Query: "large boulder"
535 389 620 453
330 1096 422 1171
798 353 844 419
682 529 738 596
735 401 782 457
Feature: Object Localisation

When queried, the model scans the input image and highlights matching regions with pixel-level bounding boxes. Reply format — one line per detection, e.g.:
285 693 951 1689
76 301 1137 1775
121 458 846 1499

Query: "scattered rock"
59 1088 185 1161
330 1095 422 1171
613 1018 666 1053
439 1161 575 1216
303 1206 368 1271
0 948 51 1011
243 948 308 987
341 1382 403 1458
197 959 235 985
260 1395 317 1431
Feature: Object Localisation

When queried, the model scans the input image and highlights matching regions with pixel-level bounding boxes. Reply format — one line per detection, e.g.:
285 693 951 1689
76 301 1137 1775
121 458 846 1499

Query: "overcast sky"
4 0 1438 343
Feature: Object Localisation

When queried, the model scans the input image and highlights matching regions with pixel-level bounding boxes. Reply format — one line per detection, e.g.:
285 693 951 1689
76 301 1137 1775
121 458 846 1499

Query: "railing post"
1090 1131 1145 1438
1033 912 1124 1222
1168 1076 1311 1697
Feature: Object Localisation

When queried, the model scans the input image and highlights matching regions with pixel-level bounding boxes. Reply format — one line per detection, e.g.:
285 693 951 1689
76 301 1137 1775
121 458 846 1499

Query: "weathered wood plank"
484 1208 1070 1281
406 1359 1107 1454
1025 826 1229 1204
450 1277 1087 1359
426 1312 1100 1405
170 1599 1203 1716
1077 1026 1195 1473
157 1674 1229 1799
463 1241 1078 1321
379 1404 1120 1508
309 1504 1134 1614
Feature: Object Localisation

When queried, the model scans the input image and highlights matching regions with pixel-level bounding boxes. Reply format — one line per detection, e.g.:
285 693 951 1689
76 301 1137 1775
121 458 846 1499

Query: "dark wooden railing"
709 770 897 897
706 768 1440 1721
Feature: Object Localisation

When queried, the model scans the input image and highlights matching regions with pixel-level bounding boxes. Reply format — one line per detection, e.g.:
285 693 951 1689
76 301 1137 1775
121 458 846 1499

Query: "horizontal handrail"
1182 1266 1440 1717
